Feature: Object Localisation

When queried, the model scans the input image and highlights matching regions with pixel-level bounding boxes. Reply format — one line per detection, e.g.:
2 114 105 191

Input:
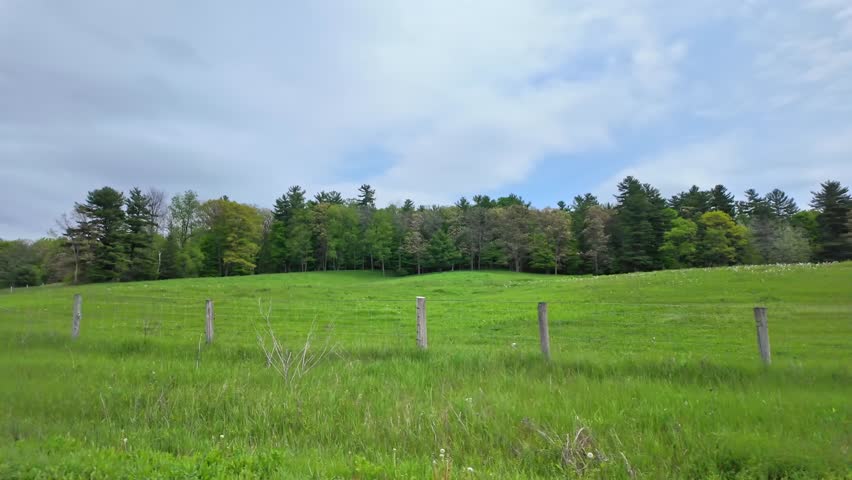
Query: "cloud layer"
1 0 850 238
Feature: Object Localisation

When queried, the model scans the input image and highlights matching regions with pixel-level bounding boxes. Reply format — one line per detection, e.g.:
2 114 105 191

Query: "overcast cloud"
1 0 851 239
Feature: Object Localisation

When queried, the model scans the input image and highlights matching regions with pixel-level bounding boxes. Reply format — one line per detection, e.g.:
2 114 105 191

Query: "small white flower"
439 448 446 454
219 434 224 439
586 452 594 459
511 342 517 348
467 466 475 473
122 437 128 444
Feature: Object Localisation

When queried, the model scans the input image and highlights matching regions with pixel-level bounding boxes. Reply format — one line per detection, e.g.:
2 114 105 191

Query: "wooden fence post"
205 299 215 344
71 294 82 339
538 302 550 361
753 307 770 366
416 296 427 349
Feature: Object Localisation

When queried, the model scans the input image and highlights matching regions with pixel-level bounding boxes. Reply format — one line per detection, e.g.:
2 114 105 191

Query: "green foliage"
810 180 851 261
74 187 129 282
198 198 263 276
613 177 669 272
698 211 748 266
660 217 698 268
18 179 848 286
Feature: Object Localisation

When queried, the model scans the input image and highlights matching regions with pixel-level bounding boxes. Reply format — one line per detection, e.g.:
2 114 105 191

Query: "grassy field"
0 263 850 479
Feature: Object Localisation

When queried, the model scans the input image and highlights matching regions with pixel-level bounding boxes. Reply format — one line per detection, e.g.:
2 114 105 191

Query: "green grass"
0 264 850 479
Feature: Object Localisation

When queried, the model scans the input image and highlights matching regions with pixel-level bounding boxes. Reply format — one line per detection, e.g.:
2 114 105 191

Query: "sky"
1 0 851 239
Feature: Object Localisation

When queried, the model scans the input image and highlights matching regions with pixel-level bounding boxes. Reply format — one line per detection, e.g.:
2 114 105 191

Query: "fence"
0 290 809 367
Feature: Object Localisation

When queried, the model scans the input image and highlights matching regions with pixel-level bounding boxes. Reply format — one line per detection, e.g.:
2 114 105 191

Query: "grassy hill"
1 263 850 478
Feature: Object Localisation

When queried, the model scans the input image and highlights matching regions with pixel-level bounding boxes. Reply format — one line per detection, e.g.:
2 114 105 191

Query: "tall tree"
660 217 698 269
613 177 669 272
74 187 128 282
765 188 799 219
168 191 201 248
810 180 851 261
708 184 736 218
697 211 748 266
669 185 711 220
124 187 157 281
581 205 612 275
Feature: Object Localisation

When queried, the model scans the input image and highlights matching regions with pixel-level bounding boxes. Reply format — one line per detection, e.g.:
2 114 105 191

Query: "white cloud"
0 0 850 238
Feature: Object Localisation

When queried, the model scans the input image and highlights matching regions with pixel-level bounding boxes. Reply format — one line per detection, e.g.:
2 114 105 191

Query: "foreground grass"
0 264 850 478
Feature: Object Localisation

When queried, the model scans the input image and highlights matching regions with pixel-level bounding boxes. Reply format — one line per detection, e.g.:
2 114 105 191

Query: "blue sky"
1 0 851 238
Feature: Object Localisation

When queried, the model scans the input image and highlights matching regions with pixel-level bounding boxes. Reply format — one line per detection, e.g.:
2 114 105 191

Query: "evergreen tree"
669 185 711 220
613 177 669 272
569 193 598 273
765 188 798 219
357 184 376 208
313 190 344 205
74 187 128 282
124 187 157 281
425 230 460 272
708 184 736 218
810 180 851 261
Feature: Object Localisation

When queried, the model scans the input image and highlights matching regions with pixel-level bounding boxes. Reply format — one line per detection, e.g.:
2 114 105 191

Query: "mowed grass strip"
0 263 850 478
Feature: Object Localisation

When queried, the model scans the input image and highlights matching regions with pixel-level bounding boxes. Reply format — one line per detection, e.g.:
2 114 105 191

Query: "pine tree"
669 185 711 220
125 187 157 281
708 185 736 218
613 177 669 272
765 189 798 218
74 187 128 282
810 180 851 261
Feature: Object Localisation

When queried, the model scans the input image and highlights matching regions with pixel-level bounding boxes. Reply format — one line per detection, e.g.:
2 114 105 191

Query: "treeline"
1 178 851 286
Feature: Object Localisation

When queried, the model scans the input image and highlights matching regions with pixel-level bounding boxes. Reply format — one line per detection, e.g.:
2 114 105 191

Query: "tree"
426 230 460 272
403 213 426 274
570 193 599 274
198 198 263 276
533 209 572 274
124 187 157 281
581 205 612 275
314 190 344 205
660 217 698 269
357 184 376 208
497 205 530 272
73 187 128 282
168 191 201 248
708 185 736 218
670 185 710 220
364 209 394 274
613 177 669 272
697 211 748 266
810 180 851 261
765 189 798 219
767 225 811 263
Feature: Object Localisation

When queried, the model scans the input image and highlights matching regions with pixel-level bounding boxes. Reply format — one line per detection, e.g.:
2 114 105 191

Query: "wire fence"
3 289 850 365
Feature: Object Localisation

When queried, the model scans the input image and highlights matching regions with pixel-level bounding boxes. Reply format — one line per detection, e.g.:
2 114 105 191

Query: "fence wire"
1 290 849 364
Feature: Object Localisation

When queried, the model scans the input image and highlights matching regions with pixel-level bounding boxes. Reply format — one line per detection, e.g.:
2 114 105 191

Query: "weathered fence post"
753 307 770 366
205 299 215 344
71 294 82 339
416 296 427 349
538 302 550 361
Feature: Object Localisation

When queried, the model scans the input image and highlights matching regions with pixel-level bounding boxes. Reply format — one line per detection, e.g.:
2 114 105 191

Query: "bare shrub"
255 299 336 389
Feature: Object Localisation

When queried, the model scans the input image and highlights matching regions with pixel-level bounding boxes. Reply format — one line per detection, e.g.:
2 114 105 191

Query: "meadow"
0 263 850 479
